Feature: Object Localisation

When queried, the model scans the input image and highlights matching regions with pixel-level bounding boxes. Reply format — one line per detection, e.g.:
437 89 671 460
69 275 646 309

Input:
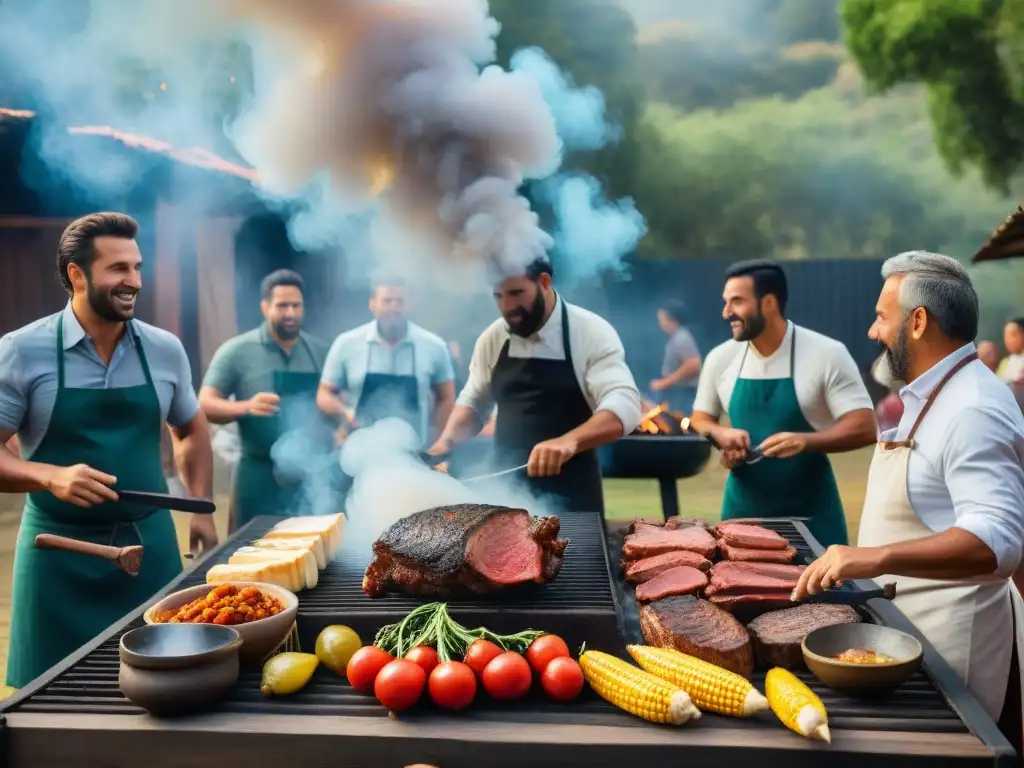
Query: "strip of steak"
362 504 568 598
625 551 712 583
622 524 716 560
708 591 796 612
713 523 790 550
626 517 708 534
748 604 862 668
707 561 806 595
635 566 709 602
639 596 754 677
718 542 797 564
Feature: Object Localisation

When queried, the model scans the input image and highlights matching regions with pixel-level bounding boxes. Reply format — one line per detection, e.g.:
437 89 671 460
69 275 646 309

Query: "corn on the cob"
765 667 830 743
579 650 700 725
627 645 768 717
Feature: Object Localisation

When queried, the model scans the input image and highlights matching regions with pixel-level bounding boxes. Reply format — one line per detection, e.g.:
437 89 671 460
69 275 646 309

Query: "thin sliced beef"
635 566 708 602
626 517 708 535
708 592 796 612
707 561 805 595
747 604 862 668
639 596 754 677
622 524 717 560
363 504 568 598
713 523 790 551
625 551 712 583
718 542 798 564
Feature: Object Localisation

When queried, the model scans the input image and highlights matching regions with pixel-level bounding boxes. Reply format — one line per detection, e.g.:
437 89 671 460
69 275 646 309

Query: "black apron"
491 299 604 515
354 338 421 441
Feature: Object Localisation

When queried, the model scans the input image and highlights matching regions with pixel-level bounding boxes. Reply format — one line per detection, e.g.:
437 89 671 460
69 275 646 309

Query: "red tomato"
374 659 427 711
481 651 533 701
346 646 394 693
405 646 440 677
464 638 503 677
428 661 477 710
540 656 584 702
525 634 570 675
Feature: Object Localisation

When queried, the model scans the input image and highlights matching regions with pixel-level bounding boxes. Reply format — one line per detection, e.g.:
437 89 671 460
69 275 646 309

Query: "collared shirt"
880 342 1024 578
457 295 642 434
694 320 873 430
0 302 199 456
202 323 329 401
321 320 455 443
661 327 700 384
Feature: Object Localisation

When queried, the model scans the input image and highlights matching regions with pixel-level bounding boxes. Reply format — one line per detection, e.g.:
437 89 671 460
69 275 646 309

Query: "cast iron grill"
609 518 967 734
600 435 712 517
4 515 968 737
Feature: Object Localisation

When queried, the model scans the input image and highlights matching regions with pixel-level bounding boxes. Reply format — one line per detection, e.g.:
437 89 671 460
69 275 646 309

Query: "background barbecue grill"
0 514 1015 768
448 434 712 520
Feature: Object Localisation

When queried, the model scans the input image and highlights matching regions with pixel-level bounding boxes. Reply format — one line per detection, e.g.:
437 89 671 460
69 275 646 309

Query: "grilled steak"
718 543 798 564
713 523 790 550
708 592 796 612
706 561 805 595
625 551 712 583
362 504 568 598
748 604 862 668
625 517 708 535
635 566 708 602
622 524 716 560
639 596 754 677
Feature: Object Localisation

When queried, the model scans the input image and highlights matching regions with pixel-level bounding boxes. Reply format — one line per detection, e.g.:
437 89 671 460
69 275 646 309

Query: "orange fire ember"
636 400 685 435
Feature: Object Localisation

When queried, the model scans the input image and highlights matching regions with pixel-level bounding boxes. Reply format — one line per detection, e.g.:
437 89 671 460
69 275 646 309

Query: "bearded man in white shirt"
428 258 642 515
794 250 1024 753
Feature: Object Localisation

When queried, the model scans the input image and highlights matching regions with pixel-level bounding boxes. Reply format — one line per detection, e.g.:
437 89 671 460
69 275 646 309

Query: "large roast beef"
362 504 569 598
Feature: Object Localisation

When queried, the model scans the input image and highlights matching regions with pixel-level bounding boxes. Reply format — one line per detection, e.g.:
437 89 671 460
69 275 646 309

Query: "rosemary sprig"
373 602 545 662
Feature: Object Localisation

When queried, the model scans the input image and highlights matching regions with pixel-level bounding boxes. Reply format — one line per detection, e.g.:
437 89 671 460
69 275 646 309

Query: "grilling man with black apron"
317 277 455 449
199 269 330 531
429 259 642 515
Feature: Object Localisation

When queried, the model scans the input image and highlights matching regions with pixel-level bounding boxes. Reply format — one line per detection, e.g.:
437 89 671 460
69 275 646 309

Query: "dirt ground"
0 447 874 698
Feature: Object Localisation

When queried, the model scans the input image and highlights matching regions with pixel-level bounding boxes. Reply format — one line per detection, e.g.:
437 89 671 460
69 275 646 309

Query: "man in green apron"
689 260 876 548
199 269 330 532
0 212 217 689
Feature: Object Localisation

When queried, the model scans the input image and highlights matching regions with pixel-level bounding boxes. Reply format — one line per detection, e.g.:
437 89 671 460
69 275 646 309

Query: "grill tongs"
680 417 764 465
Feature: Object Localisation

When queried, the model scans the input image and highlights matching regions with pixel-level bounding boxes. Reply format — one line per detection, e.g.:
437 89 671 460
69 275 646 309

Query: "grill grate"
5 515 966 736
608 518 967 734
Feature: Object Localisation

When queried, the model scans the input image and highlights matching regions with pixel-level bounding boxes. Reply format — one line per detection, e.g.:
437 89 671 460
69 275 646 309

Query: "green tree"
841 0 1024 191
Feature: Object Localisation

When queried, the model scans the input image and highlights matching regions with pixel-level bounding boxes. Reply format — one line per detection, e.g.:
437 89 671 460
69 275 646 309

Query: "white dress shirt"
693 321 873 430
456 295 642 435
882 342 1024 577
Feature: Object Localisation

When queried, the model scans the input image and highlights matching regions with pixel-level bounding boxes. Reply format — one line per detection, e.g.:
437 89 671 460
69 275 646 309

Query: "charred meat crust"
639 595 754 678
363 504 568 598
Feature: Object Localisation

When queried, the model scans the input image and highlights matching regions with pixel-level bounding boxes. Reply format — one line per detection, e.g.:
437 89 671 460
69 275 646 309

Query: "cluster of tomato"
345 634 585 712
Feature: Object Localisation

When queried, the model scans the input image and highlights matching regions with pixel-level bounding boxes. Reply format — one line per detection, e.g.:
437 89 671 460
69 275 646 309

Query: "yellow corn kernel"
579 650 700 725
765 667 830 742
627 645 768 717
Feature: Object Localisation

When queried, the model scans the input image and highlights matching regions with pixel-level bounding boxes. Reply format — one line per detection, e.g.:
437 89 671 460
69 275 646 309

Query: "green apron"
232 336 323 531
6 316 183 689
720 327 848 548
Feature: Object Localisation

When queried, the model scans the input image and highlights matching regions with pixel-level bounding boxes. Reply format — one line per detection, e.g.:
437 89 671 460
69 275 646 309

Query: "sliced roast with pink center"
625 551 712 584
635 566 709 602
622 524 716 560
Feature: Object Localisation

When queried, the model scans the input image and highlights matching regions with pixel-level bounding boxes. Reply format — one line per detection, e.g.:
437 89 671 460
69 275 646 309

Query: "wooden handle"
34 533 121 561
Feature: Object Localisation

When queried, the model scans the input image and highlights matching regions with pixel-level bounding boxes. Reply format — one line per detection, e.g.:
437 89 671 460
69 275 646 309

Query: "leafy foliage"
841 0 1024 190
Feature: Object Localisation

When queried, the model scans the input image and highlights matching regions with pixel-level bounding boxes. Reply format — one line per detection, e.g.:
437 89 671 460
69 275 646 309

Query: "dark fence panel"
595 258 885 389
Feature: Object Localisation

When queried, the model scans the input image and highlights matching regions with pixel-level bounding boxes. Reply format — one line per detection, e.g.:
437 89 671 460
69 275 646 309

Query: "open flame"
636 399 684 435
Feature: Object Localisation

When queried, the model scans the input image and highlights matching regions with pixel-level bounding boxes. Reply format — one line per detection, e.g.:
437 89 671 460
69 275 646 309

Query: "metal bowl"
119 624 242 716
802 623 923 695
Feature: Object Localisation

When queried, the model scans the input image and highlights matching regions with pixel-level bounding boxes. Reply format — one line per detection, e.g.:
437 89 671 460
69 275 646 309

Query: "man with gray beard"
794 251 1024 753
0 212 217 688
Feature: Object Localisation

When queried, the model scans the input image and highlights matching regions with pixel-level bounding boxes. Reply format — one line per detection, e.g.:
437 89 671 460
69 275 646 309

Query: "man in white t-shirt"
689 260 876 547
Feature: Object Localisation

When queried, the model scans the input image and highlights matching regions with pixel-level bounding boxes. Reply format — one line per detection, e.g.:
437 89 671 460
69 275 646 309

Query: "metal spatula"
34 533 143 576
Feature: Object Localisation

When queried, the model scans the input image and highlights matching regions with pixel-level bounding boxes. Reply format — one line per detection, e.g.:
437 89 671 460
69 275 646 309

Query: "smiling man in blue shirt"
316 278 455 448
0 212 216 688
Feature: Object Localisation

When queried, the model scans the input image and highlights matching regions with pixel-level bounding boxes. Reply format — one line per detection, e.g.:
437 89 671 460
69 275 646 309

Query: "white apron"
858 352 1024 733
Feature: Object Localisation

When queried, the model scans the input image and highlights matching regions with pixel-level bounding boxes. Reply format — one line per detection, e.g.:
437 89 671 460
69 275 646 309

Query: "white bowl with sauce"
801 622 923 695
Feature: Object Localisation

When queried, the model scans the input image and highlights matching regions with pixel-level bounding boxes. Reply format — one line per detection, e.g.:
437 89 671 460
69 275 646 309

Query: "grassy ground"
0 447 873 697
